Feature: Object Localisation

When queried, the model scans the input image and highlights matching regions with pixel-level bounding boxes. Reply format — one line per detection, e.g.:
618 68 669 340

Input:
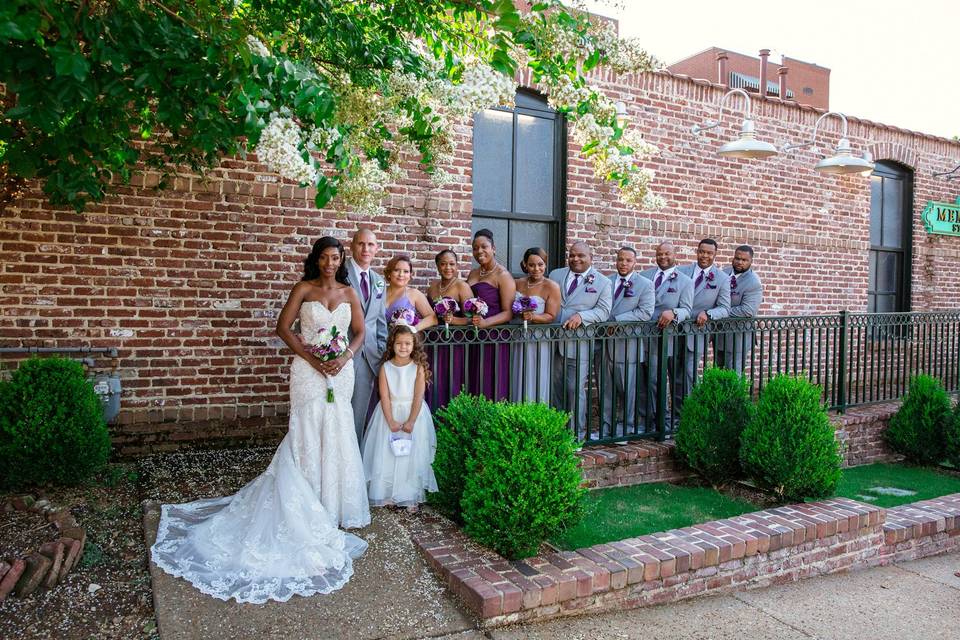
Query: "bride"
151 236 371 603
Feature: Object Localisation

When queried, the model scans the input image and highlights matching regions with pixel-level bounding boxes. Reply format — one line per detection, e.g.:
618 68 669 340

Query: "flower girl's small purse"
389 432 412 457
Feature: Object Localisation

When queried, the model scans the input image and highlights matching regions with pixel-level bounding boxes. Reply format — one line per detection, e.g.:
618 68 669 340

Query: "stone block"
39 541 66 589
0 558 25 602
15 553 52 597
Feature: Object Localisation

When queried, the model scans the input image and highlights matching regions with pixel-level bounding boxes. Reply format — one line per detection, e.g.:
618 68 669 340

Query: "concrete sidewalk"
146 503 960 640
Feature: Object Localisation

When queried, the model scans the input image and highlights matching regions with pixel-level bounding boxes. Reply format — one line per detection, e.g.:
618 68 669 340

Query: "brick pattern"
880 493 960 562
3 69 960 450
576 441 689 488
411 498 885 626
832 401 899 467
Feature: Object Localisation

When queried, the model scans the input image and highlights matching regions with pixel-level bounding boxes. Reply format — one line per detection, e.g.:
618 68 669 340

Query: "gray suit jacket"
639 267 694 356
719 267 763 352
345 257 387 371
549 266 613 361
606 272 655 363
678 263 731 352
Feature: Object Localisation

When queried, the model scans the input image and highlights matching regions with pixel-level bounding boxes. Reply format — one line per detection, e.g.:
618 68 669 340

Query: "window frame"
867 161 913 313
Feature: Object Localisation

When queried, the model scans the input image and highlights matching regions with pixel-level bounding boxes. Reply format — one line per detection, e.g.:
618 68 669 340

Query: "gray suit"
716 267 763 374
602 272 655 433
638 267 693 428
345 257 387 441
549 266 613 437
678 263 731 396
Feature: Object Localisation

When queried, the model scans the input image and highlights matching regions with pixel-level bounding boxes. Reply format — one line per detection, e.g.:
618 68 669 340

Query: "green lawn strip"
831 463 960 508
551 483 759 551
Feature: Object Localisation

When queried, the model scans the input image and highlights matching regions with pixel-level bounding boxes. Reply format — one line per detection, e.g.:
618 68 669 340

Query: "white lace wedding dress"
151 301 371 604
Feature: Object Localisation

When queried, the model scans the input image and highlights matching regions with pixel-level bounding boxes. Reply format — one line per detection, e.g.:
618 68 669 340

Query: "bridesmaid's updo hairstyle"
303 236 349 285
434 249 457 267
384 255 414 282
520 247 548 274
473 228 495 247
381 324 433 388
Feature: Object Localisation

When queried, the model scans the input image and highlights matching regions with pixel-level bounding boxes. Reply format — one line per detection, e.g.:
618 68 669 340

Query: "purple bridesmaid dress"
467 282 510 401
426 298 466 410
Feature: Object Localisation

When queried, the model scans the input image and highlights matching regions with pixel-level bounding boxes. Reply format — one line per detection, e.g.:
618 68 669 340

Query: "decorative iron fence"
420 311 960 445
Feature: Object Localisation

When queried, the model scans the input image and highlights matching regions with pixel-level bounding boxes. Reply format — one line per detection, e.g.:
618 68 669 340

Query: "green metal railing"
420 311 960 444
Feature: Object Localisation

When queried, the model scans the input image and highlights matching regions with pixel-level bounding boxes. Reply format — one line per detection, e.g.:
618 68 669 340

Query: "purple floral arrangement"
463 297 489 337
433 296 460 337
512 295 537 333
305 326 349 402
389 306 419 327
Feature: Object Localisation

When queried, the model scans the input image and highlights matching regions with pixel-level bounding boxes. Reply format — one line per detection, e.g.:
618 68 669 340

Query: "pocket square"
585 287 598 293
624 291 636 298
667 287 677 293
375 293 383 299
706 284 717 289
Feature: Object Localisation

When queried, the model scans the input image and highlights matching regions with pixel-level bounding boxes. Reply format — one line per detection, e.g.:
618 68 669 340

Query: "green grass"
551 483 758 550
832 463 960 508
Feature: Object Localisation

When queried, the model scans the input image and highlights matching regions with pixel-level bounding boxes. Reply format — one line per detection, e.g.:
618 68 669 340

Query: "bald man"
548 241 613 441
345 227 387 441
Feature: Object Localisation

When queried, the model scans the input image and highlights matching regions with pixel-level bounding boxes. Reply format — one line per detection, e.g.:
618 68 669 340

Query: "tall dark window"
868 161 913 313
471 90 565 272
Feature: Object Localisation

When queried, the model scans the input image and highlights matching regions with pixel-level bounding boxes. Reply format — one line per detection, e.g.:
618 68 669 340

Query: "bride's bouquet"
305 326 349 402
462 297 489 338
511 295 537 334
433 296 459 338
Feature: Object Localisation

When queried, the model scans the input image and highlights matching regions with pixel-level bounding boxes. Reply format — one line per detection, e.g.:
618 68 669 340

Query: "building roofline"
667 45 831 72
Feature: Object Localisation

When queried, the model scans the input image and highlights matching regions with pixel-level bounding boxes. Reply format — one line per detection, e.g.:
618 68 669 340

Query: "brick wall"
2 69 960 452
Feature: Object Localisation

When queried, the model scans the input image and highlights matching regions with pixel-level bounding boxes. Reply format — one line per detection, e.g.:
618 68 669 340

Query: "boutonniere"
584 273 596 285
668 271 678 281
374 279 384 298
730 276 738 291
706 270 716 282
623 280 636 297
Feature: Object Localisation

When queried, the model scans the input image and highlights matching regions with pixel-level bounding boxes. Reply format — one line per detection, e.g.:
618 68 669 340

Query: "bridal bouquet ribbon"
511 295 537 334
306 326 349 402
462 297 489 338
433 296 460 338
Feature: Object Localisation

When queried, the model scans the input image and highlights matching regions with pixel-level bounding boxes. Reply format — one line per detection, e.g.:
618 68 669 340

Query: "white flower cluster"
588 23 660 75
446 60 517 118
254 114 318 185
246 35 271 58
337 159 390 217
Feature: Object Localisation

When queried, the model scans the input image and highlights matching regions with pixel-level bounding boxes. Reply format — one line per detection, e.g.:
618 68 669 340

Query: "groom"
345 227 387 442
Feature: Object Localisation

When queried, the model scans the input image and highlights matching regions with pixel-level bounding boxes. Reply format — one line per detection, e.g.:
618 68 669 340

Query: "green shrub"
461 402 584 559
739 375 841 502
675 367 753 485
885 374 950 465
429 393 501 521
0 357 111 489
947 403 960 470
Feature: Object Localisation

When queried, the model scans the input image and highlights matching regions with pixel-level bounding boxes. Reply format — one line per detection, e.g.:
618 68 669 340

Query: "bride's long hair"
303 237 349 285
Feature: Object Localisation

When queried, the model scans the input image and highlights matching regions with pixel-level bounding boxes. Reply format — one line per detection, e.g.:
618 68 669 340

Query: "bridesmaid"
510 247 561 403
426 250 472 408
383 255 438 330
465 229 515 400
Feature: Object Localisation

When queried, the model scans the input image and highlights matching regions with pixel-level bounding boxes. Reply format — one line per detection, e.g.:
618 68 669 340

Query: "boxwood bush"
946 402 960 470
739 375 841 502
885 374 950 465
460 402 584 559
0 357 111 489
429 393 501 522
675 367 753 485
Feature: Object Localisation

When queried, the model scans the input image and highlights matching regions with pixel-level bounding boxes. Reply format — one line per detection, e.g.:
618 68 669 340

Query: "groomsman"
549 242 613 439
345 227 387 442
602 247 655 435
638 242 694 429
679 239 731 398
716 245 763 373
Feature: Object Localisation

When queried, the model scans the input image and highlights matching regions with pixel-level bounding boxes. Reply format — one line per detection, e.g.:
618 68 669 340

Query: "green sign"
922 197 960 237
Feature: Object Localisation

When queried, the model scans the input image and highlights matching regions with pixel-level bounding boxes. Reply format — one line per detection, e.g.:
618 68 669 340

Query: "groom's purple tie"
614 277 627 298
654 272 663 290
566 273 580 296
360 271 370 302
694 270 704 289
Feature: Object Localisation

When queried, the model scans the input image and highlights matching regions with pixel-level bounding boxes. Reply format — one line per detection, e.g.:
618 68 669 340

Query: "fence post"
656 324 670 441
837 310 848 414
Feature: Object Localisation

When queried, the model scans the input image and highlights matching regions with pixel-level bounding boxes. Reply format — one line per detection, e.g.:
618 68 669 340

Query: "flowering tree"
0 0 663 214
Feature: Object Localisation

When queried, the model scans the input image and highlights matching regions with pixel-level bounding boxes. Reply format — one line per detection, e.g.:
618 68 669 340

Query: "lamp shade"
814 138 876 175
718 118 778 159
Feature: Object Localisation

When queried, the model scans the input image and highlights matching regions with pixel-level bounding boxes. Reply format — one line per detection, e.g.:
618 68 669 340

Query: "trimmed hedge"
675 367 752 485
885 374 951 465
461 402 584 559
946 402 960 470
740 375 841 501
0 357 111 489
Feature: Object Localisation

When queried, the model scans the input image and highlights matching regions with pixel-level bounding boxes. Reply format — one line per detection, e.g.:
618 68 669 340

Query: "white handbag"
389 432 412 457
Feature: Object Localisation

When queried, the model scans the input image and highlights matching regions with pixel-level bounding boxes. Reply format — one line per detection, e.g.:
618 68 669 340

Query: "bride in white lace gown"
151 237 371 603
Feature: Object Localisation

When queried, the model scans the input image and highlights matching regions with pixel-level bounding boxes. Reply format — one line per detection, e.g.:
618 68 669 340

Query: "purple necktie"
654 272 663 290
566 273 580 296
695 270 704 289
730 274 738 290
360 271 370 302
614 277 627 298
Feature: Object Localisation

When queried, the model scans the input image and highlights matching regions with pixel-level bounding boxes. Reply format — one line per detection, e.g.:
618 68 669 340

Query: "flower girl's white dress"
361 361 438 506
151 301 371 604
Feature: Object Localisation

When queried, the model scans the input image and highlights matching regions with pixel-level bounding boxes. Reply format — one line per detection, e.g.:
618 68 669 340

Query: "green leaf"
583 48 601 72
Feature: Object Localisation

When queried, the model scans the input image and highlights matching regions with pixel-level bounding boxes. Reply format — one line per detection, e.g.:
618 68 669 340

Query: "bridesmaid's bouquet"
463 297 489 338
306 326 348 403
511 295 537 334
389 307 419 328
433 297 460 338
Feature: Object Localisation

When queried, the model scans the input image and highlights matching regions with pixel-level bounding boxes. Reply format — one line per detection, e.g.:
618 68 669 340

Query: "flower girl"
361 323 438 512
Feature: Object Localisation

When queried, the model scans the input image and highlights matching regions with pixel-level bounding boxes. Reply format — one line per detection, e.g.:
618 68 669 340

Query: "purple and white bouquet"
433 296 460 338
305 326 349 402
511 295 537 333
462 297 489 338
389 306 420 328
